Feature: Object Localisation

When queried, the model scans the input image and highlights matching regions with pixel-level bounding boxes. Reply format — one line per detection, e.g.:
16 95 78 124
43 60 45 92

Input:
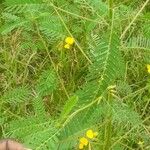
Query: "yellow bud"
79 143 84 149
147 64 150 73
86 130 94 139
65 37 75 45
108 85 116 90
80 137 88 146
86 129 98 139
64 44 71 49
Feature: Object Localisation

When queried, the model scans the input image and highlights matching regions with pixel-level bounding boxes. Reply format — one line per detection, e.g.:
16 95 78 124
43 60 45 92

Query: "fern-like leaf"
2 86 30 104
36 69 58 97
33 96 46 118
6 116 59 149
125 36 150 50
88 31 125 97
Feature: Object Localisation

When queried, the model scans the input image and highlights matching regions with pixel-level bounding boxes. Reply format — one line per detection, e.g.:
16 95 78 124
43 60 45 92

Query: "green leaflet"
126 36 150 50
36 69 58 97
33 96 46 118
0 20 27 35
2 86 31 104
59 95 78 123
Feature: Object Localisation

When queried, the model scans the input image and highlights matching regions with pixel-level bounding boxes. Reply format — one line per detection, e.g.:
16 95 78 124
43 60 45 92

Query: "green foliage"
126 36 150 50
33 96 46 118
125 36 150 64
111 101 142 125
58 104 102 150
0 20 27 35
36 69 58 97
0 0 150 150
59 95 78 123
1 86 30 104
88 32 125 95
6 116 59 149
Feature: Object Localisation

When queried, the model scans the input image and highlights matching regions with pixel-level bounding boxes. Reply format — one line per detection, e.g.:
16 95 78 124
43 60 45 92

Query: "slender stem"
108 0 113 20
62 96 102 127
103 93 112 150
49 3 108 25
120 0 150 39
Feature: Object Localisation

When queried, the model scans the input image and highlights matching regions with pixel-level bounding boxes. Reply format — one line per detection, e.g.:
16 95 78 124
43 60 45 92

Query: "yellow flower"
64 44 71 49
79 143 84 149
79 137 88 146
147 64 150 73
86 129 98 139
65 37 75 45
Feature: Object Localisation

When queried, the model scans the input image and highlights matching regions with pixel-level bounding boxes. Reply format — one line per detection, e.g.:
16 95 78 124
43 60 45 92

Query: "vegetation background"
0 0 150 149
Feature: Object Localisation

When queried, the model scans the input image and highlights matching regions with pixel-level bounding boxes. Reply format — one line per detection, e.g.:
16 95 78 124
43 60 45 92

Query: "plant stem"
103 93 112 150
108 0 113 20
120 0 150 39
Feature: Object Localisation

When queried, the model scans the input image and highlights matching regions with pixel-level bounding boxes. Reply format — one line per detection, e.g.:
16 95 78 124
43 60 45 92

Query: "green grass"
0 0 150 150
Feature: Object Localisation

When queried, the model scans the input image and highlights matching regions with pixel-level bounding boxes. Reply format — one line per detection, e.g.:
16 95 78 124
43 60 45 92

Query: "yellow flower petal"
147 64 150 73
64 44 71 49
65 37 75 45
86 130 94 139
79 143 84 149
80 137 88 146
